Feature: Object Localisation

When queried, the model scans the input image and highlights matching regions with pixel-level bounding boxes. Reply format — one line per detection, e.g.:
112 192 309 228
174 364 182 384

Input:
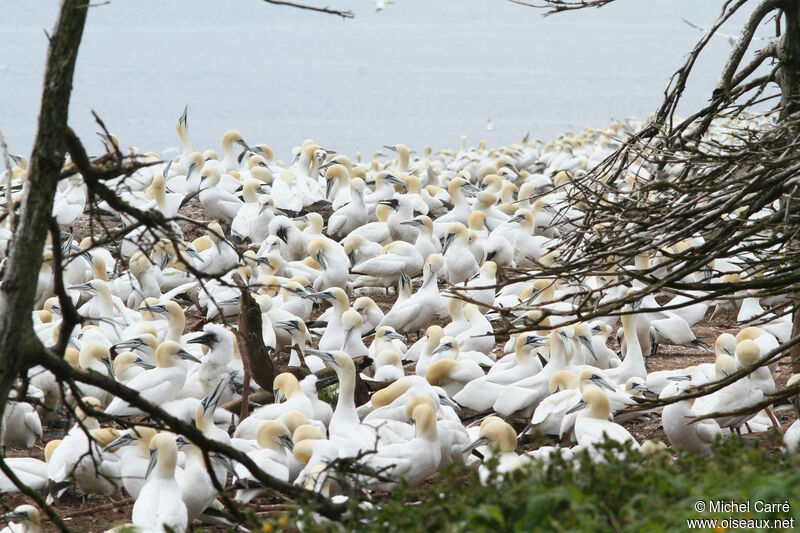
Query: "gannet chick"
188 324 252 404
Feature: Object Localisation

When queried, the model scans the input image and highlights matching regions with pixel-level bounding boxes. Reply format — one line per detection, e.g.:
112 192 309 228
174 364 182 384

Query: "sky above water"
0 0 769 160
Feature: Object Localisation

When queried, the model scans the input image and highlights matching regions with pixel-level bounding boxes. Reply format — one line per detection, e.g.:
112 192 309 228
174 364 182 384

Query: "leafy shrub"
282 436 800 532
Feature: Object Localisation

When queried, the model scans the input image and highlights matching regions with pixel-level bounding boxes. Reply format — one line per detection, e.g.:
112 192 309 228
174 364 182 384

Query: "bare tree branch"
259 0 354 19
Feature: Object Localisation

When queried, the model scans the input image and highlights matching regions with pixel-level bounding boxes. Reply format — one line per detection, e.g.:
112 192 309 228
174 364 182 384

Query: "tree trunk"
777 4 800 372
0 0 89 416
778 2 800 118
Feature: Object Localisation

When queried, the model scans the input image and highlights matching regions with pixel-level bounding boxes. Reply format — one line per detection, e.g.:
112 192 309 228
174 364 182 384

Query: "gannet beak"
400 219 422 227
347 250 357 268
566 398 588 414
102 357 115 378
524 335 547 347
305 291 334 302
278 435 294 451
462 182 480 194
439 394 461 413
201 378 226 412
104 433 135 452
590 374 615 392
134 357 156 369
114 338 145 351
188 332 216 346
138 303 167 314
68 282 95 293
274 387 285 403
510 315 527 327
160 252 172 270
275 320 299 331
177 349 201 364
462 436 490 455
212 453 239 477
306 348 337 366
580 336 598 361
145 449 159 479
325 178 335 199
385 331 405 341
316 251 328 271
442 233 455 255
432 342 452 355
315 374 339 391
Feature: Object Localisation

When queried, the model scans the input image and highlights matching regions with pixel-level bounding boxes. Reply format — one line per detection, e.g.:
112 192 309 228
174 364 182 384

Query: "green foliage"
319 384 339 406
284 438 800 532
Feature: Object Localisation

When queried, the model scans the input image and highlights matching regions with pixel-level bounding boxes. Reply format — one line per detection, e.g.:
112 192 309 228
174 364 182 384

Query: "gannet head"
256 420 294 451
425 358 459 385
273 372 302 403
569 388 611 419
432 336 458 357
199 166 222 188
578 367 615 393
549 369 579 393
735 339 761 367
715 333 736 356
155 340 200 367
3 505 41 530
78 342 113 376
467 211 487 232
221 130 249 153
735 327 766 343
